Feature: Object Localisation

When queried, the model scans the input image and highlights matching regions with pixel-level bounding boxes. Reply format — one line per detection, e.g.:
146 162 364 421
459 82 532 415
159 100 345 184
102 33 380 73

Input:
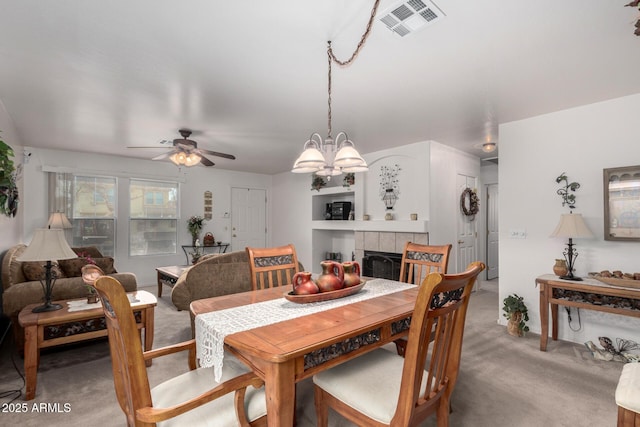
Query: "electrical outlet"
509 229 527 239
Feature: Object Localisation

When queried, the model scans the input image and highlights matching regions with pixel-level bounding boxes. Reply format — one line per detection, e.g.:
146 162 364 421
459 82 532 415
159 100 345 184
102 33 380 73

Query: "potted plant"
187 215 206 246
502 294 530 337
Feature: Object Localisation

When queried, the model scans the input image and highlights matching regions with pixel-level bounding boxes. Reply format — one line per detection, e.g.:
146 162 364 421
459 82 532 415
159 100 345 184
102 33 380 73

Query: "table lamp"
47 212 73 229
17 228 78 312
550 213 593 281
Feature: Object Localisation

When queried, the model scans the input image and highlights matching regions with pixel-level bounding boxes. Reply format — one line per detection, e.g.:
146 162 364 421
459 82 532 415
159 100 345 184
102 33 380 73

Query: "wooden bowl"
284 281 366 304
588 273 640 289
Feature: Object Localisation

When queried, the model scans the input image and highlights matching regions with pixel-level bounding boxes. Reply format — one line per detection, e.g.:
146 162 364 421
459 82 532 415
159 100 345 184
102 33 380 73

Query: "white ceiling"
1 1 639 175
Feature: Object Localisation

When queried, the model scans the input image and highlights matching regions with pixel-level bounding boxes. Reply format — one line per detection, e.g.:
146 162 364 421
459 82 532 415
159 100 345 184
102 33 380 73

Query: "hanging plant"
555 172 580 210
460 187 479 217
0 133 19 217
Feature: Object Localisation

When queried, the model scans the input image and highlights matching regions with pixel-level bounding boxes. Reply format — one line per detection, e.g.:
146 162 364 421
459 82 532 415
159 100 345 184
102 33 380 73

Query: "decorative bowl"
284 281 366 304
588 273 640 289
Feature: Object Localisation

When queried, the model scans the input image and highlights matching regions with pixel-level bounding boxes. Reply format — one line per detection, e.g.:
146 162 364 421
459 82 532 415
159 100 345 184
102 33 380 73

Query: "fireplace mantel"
311 219 428 233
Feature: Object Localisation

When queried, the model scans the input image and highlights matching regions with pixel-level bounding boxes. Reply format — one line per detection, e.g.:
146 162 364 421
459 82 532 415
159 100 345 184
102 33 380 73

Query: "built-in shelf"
311 220 428 233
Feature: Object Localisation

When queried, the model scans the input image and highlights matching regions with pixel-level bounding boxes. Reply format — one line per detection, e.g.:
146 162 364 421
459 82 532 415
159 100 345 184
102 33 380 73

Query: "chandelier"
292 0 381 178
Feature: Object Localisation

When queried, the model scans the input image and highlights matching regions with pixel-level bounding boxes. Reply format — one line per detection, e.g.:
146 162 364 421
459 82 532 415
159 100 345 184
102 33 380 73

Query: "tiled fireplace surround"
354 231 429 264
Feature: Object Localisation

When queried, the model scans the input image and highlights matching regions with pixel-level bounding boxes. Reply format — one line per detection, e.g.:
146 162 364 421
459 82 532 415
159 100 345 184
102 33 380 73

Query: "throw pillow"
22 261 65 281
59 257 117 277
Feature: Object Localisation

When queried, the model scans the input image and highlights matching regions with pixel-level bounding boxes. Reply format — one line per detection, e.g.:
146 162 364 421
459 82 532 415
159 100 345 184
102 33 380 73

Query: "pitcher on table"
316 261 344 292
342 261 361 288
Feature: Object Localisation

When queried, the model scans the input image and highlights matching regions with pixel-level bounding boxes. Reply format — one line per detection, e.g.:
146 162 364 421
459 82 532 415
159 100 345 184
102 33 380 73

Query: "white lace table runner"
195 279 415 381
67 294 140 312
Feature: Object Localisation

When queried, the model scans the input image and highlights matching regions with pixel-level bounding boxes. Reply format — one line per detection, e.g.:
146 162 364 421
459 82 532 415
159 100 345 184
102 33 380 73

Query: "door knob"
233 234 237 237
458 240 464 244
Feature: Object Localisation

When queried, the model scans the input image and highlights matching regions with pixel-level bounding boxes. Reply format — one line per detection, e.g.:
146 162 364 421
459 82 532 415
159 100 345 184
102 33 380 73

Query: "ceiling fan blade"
127 146 166 149
198 148 236 160
152 151 175 160
199 155 215 167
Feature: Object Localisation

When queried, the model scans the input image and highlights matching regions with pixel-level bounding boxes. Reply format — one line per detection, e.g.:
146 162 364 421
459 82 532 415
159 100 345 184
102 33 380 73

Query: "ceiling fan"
131 129 236 167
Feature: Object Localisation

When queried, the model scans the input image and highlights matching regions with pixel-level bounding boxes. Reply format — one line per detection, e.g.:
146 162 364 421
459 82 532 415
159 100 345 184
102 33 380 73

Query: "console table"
536 274 640 351
181 243 229 264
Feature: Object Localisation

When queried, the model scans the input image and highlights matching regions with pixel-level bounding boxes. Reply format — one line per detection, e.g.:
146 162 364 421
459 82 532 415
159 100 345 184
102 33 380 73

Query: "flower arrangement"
187 215 206 246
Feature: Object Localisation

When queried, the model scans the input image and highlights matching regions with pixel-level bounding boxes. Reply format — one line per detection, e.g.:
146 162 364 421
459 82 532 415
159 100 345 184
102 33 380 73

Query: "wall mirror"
604 165 640 241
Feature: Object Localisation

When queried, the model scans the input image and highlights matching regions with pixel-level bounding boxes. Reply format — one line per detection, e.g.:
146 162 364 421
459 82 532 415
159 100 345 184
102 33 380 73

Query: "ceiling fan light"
184 152 201 166
169 153 181 165
482 142 497 153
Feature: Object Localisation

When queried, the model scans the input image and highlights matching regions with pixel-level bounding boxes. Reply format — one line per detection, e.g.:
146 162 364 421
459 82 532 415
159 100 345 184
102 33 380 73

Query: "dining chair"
313 261 485 427
398 242 452 285
92 276 267 427
395 242 452 355
246 244 301 290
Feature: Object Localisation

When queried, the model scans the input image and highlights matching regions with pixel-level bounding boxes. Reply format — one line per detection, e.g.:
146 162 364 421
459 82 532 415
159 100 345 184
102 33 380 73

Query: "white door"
456 174 478 273
486 183 499 280
231 187 266 250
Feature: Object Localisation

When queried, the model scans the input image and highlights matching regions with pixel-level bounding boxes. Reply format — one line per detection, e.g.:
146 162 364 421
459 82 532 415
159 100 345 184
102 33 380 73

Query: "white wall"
271 172 313 270
21 147 272 285
499 92 640 345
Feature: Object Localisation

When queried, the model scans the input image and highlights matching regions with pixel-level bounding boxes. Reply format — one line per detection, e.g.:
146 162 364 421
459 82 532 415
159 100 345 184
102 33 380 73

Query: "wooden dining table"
190 280 419 427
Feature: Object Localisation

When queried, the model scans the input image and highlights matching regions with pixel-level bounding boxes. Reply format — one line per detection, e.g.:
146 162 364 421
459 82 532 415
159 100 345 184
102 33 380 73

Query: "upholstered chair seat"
151 355 266 427
313 349 427 424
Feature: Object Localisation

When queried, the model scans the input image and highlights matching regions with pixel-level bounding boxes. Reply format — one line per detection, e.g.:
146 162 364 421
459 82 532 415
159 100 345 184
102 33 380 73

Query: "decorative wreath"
460 187 479 217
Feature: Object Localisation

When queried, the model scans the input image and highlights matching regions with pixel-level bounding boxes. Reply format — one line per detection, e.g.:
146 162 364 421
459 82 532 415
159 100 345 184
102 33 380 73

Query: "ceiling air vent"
378 0 446 37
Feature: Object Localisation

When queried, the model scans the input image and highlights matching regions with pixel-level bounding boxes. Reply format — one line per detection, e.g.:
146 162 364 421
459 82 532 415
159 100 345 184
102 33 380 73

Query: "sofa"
171 250 303 336
1 244 137 347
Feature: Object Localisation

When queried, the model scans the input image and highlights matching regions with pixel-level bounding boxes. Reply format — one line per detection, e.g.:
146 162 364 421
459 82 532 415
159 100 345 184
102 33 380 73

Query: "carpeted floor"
0 281 624 426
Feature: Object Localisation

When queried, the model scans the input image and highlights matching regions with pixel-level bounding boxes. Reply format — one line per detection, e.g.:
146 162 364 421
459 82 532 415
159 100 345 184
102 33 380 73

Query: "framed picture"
604 165 640 241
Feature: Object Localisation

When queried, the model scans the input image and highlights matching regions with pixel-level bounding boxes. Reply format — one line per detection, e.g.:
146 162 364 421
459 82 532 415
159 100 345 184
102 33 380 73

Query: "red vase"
292 272 319 295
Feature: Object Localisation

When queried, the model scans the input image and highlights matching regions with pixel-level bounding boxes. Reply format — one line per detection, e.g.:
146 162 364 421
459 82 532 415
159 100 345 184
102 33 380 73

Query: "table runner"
195 278 415 381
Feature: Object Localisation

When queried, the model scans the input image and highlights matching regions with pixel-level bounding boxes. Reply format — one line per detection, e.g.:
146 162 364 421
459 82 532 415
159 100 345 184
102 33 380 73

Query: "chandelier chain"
326 0 381 139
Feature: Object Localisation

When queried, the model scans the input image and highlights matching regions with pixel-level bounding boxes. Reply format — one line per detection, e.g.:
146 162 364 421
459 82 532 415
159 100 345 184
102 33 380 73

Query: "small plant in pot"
502 294 530 337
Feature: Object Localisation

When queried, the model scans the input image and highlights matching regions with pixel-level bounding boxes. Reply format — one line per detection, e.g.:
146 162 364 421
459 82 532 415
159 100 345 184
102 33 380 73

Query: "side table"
18 290 157 400
181 243 229 264
156 265 190 297
536 274 640 351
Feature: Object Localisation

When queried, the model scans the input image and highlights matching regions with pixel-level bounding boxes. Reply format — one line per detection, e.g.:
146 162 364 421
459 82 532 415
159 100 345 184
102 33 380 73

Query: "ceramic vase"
342 261 361 288
507 312 523 337
553 259 568 277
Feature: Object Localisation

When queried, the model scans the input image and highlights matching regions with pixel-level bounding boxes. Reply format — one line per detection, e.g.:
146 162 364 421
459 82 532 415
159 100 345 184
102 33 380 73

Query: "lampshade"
17 228 78 262
292 132 367 177
550 213 594 238
47 212 73 229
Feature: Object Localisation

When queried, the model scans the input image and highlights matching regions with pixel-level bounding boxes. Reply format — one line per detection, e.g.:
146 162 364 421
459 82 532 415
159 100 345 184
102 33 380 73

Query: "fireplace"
362 250 403 281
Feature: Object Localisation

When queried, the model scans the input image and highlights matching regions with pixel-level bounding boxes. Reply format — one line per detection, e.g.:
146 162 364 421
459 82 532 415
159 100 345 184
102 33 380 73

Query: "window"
130 179 179 256
71 176 117 256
